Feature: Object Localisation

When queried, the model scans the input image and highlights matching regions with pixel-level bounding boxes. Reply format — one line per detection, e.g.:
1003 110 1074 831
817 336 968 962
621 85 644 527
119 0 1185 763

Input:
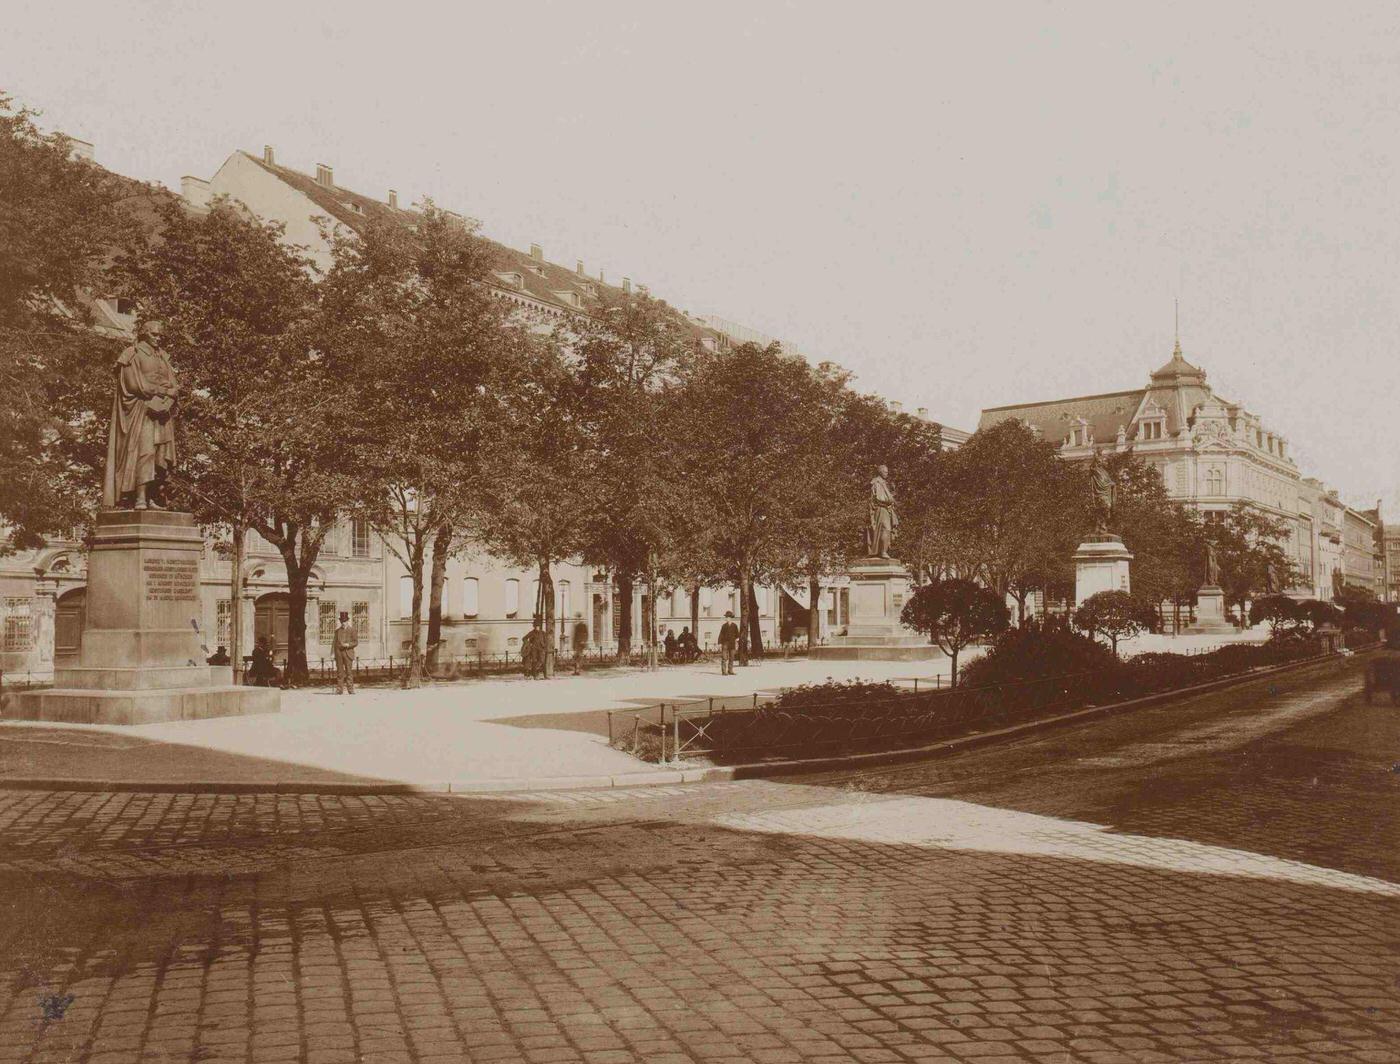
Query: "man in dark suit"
333 611 359 694
718 611 740 675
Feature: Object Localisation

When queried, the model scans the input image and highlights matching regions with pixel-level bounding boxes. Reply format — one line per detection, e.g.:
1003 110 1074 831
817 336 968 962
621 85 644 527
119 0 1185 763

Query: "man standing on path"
718 611 740 675
333 611 358 694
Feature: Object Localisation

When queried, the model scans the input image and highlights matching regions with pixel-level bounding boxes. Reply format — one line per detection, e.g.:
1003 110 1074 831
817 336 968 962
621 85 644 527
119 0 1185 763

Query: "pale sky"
6 1 1398 512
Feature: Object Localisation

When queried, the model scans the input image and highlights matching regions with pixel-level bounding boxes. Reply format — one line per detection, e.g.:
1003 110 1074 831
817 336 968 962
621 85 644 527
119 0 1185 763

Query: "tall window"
318 601 337 644
351 601 369 639
2 597 32 652
528 579 540 619
398 575 413 618
1206 468 1224 496
700 587 713 616
558 580 571 620
505 579 520 618
463 577 479 618
216 599 231 645
352 518 370 558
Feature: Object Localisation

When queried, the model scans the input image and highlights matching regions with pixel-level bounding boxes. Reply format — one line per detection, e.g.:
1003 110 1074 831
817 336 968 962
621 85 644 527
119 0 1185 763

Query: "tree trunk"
539 558 555 678
746 581 762 659
403 535 426 688
1015 590 1028 628
648 578 659 671
950 646 960 688
426 519 451 663
616 571 634 656
229 525 245 685
808 573 821 647
738 569 752 665
285 570 309 687
690 584 700 638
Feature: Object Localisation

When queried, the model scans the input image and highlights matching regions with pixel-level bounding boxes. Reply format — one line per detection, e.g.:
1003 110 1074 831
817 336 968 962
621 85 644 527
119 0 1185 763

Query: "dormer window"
495 271 525 289
1066 417 1092 447
554 290 581 308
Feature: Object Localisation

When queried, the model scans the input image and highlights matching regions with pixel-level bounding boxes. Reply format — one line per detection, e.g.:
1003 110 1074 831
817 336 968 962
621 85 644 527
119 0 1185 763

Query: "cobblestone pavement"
0 659 1396 1062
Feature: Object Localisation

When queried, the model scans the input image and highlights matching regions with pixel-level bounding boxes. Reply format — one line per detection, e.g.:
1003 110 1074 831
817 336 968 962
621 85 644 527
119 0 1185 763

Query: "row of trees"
2 93 1314 689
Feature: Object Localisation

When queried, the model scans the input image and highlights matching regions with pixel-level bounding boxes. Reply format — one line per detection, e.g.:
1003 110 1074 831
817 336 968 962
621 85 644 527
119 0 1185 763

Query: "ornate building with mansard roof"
979 342 1342 600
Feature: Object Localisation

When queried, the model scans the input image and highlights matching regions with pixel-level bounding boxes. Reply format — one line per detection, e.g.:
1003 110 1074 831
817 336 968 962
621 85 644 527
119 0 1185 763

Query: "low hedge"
663 632 1330 764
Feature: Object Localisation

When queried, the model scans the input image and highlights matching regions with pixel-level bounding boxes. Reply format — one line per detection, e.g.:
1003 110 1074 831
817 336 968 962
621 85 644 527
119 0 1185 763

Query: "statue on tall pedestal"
103 321 178 511
866 465 898 559
1204 542 1221 587
1088 447 1116 534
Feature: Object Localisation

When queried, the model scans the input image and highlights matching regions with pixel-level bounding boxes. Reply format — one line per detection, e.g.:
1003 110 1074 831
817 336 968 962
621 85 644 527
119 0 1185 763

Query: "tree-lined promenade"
1 95 1341 687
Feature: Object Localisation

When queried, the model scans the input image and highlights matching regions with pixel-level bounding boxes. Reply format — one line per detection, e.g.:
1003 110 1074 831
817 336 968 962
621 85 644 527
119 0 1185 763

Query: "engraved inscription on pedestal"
143 558 199 602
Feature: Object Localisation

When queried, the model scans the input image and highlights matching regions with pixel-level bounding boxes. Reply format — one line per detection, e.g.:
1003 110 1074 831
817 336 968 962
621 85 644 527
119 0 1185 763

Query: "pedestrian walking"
333 611 358 694
718 611 740 675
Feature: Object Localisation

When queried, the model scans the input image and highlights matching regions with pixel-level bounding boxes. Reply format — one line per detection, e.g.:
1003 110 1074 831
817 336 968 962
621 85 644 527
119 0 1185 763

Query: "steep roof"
238 152 717 333
979 341 1239 446
979 388 1144 446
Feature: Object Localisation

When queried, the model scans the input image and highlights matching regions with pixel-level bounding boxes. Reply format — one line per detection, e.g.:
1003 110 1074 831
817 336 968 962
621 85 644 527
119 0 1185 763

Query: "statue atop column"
1088 446 1116 534
865 464 898 559
102 320 178 510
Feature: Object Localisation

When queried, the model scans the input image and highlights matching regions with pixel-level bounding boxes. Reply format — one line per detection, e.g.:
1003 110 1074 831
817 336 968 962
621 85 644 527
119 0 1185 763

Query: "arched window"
463 577 479 618
504 579 520 618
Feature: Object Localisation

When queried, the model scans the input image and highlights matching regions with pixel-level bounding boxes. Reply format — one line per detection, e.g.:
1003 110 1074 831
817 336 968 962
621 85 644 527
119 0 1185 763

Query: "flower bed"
628 633 1332 765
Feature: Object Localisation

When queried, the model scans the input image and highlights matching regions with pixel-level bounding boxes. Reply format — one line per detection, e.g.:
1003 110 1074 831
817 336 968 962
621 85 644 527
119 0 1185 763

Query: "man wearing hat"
717 611 740 676
333 610 359 694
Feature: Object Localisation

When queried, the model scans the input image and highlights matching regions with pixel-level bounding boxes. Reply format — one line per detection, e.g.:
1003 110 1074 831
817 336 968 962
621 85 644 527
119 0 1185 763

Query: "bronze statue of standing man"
103 320 178 510
866 465 898 559
1088 447 1115 534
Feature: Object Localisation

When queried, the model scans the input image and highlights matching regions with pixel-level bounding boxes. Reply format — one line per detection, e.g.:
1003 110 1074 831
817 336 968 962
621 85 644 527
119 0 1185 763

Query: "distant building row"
980 343 1389 602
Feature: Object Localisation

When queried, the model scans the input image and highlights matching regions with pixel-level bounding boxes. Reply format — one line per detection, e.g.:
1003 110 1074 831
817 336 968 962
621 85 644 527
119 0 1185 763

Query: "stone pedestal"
1073 535 1134 606
1186 585 1235 634
11 511 280 725
812 557 939 661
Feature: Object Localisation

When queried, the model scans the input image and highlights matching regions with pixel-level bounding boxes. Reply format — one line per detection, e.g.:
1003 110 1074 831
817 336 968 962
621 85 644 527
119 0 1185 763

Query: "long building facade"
2 140 969 680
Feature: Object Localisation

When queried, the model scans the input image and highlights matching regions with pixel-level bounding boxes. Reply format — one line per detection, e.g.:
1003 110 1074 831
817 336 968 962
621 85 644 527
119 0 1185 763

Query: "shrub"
1250 594 1304 632
962 626 1116 686
1073 591 1157 656
901 579 1010 686
768 678 902 714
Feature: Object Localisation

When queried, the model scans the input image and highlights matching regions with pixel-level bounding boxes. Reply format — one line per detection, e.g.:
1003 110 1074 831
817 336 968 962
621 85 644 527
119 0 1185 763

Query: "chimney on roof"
576 260 584 276
891 402 903 413
622 277 631 294
263 145 275 165
598 270 605 284
638 284 649 297
315 164 334 188
388 189 399 209
916 407 928 420
529 243 543 261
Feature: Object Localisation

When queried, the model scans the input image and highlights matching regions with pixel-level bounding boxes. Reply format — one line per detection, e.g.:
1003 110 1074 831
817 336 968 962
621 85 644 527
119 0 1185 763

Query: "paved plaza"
0 654 1395 1062
0 632 1262 789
